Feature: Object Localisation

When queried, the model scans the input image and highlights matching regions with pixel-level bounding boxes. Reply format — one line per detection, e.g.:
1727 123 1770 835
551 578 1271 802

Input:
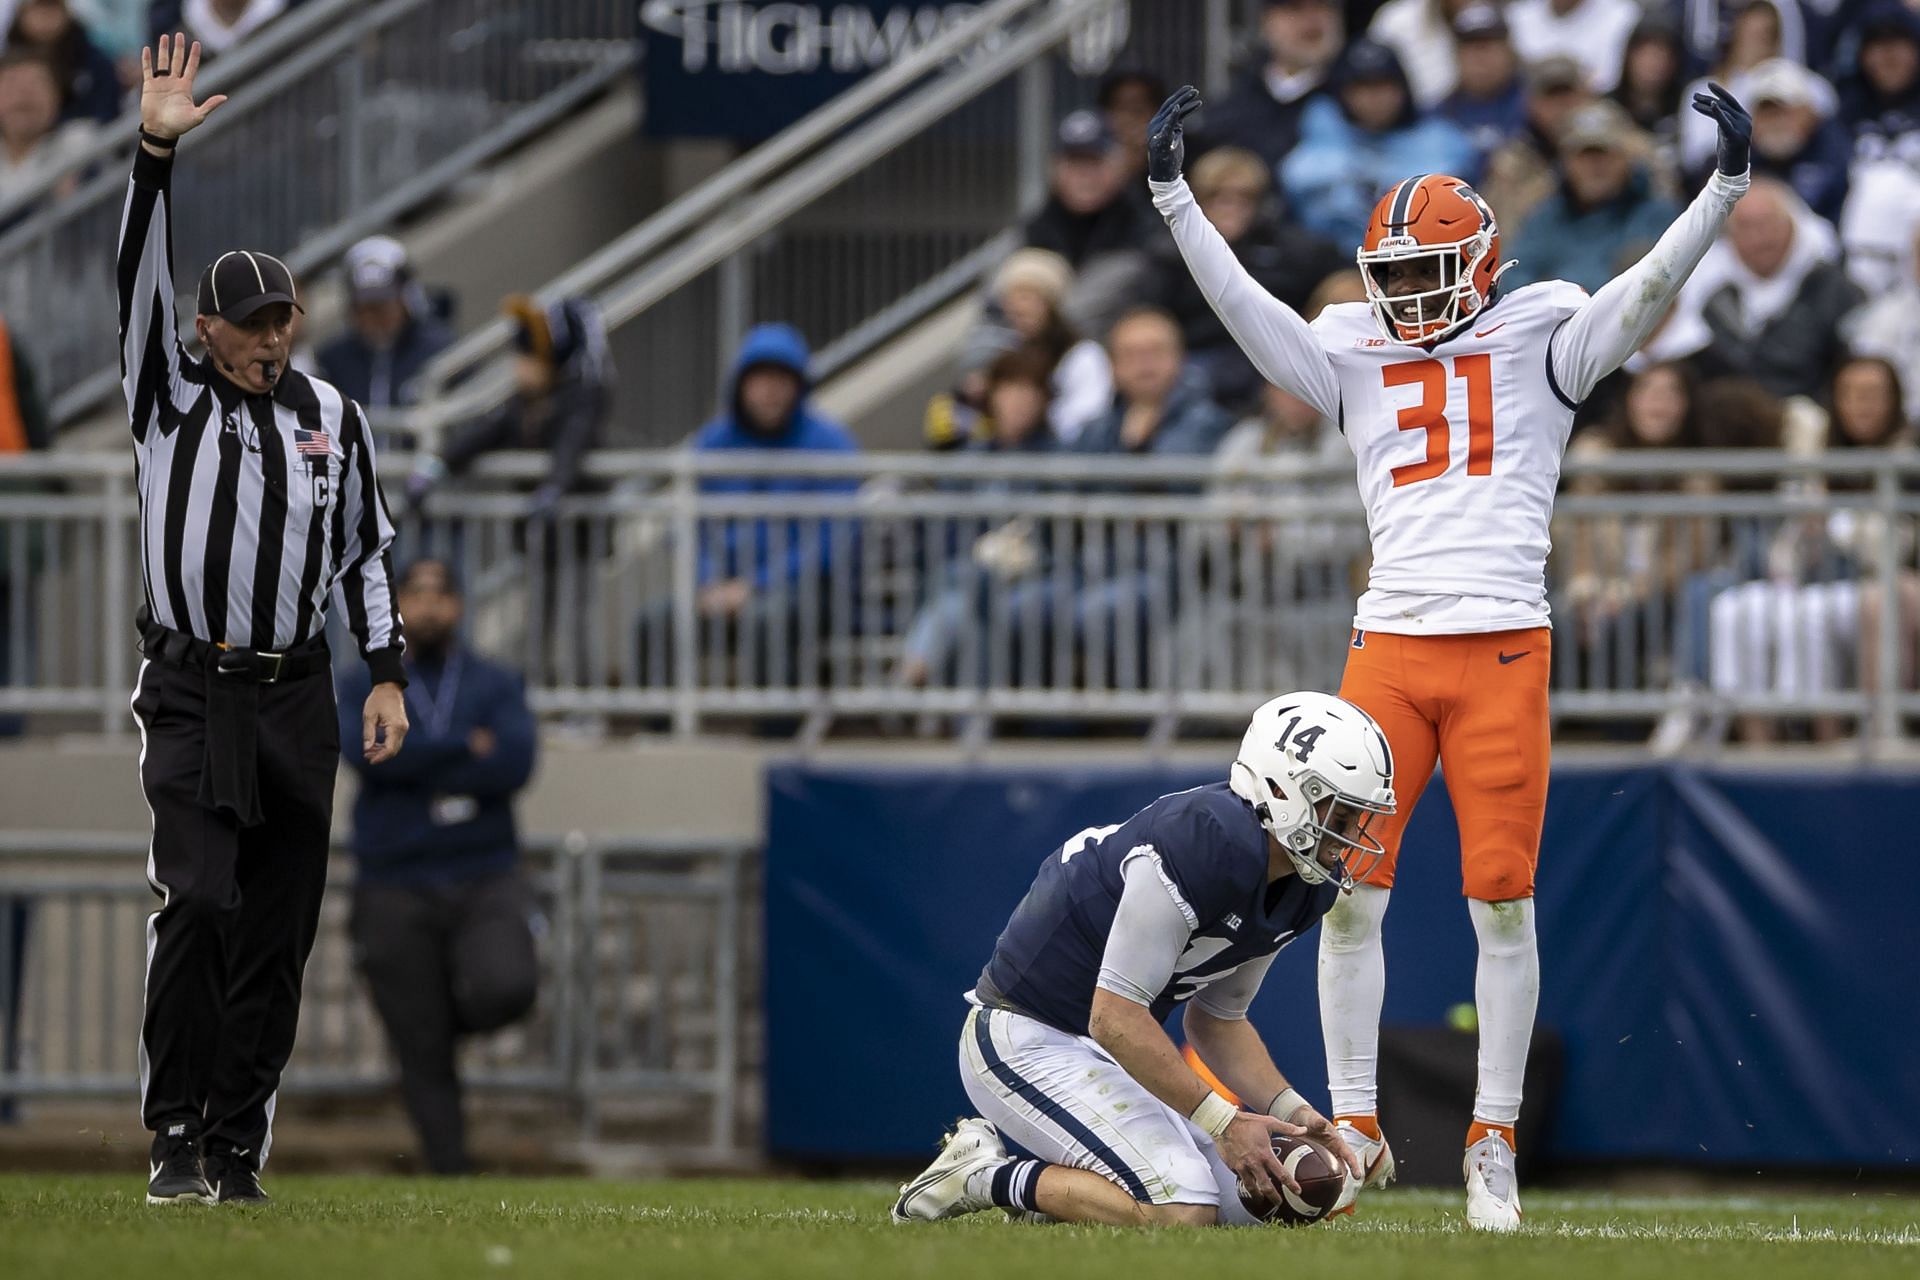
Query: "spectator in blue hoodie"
340 558 539 1176
1505 100 1680 293
1840 3 1920 166
1281 38 1479 247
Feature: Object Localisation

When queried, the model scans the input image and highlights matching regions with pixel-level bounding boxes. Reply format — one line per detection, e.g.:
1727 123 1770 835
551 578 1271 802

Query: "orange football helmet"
1357 174 1508 345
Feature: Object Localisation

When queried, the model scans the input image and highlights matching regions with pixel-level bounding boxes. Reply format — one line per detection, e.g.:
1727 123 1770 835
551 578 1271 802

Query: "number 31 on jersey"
1383 353 1495 488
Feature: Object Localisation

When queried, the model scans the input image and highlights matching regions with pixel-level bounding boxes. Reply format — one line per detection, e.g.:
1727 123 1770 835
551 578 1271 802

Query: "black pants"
350 872 537 1174
131 657 338 1165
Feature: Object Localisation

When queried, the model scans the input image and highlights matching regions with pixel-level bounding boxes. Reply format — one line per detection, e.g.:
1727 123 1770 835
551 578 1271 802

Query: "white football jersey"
1309 282 1589 634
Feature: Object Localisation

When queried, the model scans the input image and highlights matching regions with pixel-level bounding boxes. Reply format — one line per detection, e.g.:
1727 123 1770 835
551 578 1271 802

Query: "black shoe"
147 1130 214 1206
205 1147 270 1204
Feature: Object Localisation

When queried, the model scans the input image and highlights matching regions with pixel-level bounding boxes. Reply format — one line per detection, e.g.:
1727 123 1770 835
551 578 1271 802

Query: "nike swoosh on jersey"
1475 322 1508 338
1498 650 1531 665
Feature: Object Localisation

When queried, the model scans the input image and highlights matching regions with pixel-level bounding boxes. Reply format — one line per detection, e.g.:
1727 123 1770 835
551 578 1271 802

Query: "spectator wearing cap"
1677 0 1792 177
1608 19 1689 169
1740 57 1850 221
1840 3 1920 166
316 236 454 414
5 0 121 123
1368 0 1484 108
983 247 1112 443
1478 53 1594 230
1140 146 1343 414
1506 100 1680 293
1194 0 1343 172
1507 0 1642 93
404 296 612 522
0 51 98 214
1438 4 1529 160
1281 37 1476 247
1022 109 1154 270
1097 68 1167 186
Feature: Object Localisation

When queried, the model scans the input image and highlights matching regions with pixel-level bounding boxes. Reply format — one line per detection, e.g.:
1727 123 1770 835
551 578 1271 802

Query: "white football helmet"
1228 693 1397 892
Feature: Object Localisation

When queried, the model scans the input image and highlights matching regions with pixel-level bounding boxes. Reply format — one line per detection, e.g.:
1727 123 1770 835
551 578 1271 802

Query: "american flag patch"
294 427 331 456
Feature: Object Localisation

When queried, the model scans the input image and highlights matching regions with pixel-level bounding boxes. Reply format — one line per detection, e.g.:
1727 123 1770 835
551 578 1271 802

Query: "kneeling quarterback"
892 694 1392 1228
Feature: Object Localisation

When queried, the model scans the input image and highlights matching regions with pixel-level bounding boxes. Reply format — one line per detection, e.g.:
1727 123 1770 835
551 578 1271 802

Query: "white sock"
1318 884 1390 1118
1469 897 1539 1128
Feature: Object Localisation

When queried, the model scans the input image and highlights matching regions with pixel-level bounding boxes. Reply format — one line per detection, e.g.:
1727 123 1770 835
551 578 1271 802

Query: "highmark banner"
637 1 1128 139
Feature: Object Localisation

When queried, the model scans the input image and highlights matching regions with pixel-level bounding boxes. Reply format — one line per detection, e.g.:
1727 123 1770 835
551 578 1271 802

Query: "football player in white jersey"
1146 80 1754 1231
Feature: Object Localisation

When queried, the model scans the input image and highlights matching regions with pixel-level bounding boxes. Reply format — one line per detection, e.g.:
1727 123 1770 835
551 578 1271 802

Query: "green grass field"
3 1175 1916 1279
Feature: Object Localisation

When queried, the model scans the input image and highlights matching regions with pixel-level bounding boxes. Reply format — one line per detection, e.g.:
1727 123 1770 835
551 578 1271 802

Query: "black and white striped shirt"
117 146 406 686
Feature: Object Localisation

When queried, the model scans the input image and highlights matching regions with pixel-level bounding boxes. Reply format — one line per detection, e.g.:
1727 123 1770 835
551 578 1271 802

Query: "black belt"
137 613 330 684
135 609 332 828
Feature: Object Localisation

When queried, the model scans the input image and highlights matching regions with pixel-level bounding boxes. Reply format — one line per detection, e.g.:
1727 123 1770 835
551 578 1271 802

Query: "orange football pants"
1336 627 1550 901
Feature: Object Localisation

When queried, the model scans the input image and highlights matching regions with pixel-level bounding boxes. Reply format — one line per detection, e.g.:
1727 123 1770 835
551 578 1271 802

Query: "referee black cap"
196 249 305 324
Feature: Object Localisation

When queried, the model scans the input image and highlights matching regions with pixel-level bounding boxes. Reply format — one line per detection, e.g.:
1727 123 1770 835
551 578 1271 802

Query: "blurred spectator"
1305 265 1369 310
1708 358 1917 743
1674 0 1813 71
47 2 148 59
316 236 453 413
1023 110 1153 271
1098 67 1166 187
1281 38 1477 246
1218 380 1350 468
1843 225 1920 420
1369 0 1480 108
1741 57 1850 221
1678 1 1795 177
1507 0 1641 92
5 0 119 122
1679 179 1861 403
152 0 287 55
1609 18 1689 167
405 296 610 521
1559 361 1718 707
1071 308 1234 458
898 348 1059 689
1140 146 1344 414
1478 54 1594 230
1439 5 1529 160
983 248 1112 443
0 311 49 738
0 52 97 212
1839 2 1920 165
1506 100 1680 293
686 324 860 630
340 558 539 1176
1838 157 1920 297
1196 0 1344 171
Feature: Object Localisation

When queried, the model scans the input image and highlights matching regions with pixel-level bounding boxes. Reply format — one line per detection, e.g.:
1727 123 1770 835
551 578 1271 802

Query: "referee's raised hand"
140 33 227 144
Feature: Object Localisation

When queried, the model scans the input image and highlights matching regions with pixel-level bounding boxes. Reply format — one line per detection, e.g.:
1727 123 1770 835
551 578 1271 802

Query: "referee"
120 36 411 1206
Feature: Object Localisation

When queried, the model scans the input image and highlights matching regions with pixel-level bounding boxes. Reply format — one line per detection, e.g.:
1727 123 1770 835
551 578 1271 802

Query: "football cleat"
1463 1132 1523 1232
891 1118 1006 1224
1329 1122 1395 1215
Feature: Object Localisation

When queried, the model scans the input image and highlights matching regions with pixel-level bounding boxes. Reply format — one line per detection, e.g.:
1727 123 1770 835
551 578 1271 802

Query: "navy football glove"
1691 81 1751 177
1147 85 1202 184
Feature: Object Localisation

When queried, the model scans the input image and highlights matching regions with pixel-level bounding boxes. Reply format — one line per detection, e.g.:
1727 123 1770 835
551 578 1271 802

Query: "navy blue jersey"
976 782 1338 1036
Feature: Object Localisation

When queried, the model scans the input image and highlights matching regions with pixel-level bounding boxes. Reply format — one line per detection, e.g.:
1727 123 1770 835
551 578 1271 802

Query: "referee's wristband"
1190 1091 1237 1140
138 128 178 151
1267 1087 1309 1121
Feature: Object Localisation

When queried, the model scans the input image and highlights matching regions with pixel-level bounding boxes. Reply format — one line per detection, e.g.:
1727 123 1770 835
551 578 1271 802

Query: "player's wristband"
1266 1088 1309 1121
1190 1091 1237 1140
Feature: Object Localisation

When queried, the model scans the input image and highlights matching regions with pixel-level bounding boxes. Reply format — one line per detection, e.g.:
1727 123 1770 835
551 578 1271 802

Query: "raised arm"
118 35 226 443
1549 85 1752 403
1145 88 1341 422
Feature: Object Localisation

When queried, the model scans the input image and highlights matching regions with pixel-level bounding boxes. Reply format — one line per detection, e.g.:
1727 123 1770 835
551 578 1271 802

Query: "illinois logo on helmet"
1357 174 1513 345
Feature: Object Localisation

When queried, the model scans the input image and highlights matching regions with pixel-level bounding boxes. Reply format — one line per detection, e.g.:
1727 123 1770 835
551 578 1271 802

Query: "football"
1237 1134 1351 1226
